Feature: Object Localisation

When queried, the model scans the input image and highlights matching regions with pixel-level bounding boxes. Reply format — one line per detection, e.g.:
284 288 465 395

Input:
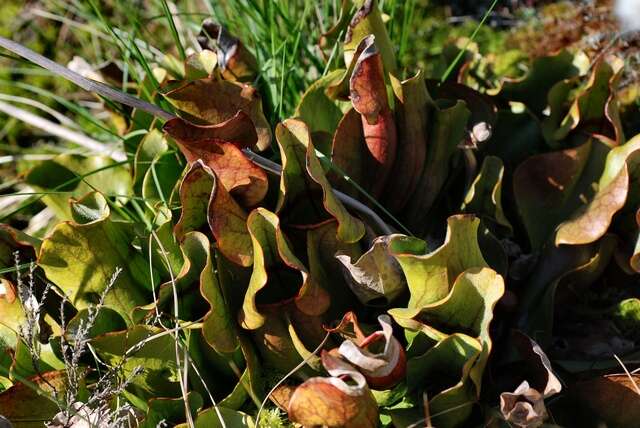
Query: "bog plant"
1 1 640 427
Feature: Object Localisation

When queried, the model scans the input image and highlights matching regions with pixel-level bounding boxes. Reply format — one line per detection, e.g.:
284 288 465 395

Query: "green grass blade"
440 0 499 83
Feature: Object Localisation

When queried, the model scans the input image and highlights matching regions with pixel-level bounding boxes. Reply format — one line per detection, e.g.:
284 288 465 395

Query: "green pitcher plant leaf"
343 0 396 75
389 215 488 315
38 192 151 323
556 133 640 245
25 154 133 220
462 155 513 235
239 208 329 330
336 234 406 306
277 118 365 243
514 138 610 250
385 71 431 212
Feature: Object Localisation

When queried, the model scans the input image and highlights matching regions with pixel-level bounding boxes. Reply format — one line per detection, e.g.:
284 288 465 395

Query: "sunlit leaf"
556 133 640 245
343 0 396 74
389 215 488 313
163 112 268 208
38 192 151 323
162 78 270 150
25 154 133 220
276 118 365 243
175 161 252 266
462 156 512 235
294 70 347 137
239 208 329 330
288 352 378 428
92 325 183 401
349 35 397 197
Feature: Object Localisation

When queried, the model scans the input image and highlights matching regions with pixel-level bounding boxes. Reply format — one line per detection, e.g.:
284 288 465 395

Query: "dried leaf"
338 315 406 390
500 381 549 428
336 234 406 306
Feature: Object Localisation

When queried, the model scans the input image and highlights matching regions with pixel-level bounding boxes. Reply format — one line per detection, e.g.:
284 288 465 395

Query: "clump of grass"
13 259 142 427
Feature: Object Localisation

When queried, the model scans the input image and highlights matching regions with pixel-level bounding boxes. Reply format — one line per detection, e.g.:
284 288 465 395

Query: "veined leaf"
514 138 610 250
556 133 640 245
162 78 270 150
343 0 396 74
390 215 488 315
164 112 268 208
239 208 329 330
175 161 252 266
276 118 365 243
38 192 150 323
25 154 133 220
336 234 406 306
350 35 397 197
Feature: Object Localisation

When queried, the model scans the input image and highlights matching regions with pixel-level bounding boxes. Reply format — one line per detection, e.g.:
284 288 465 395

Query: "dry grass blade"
0 35 175 121
615 354 640 396
0 100 126 161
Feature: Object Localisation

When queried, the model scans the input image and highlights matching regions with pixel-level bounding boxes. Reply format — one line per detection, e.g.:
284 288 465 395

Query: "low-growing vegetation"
1 1 640 427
